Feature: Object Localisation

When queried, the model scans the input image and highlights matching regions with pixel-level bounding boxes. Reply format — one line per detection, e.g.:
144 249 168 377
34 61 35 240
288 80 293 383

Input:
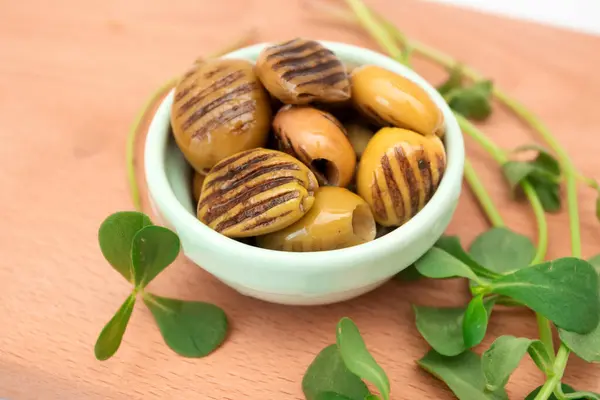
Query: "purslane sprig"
95 211 228 360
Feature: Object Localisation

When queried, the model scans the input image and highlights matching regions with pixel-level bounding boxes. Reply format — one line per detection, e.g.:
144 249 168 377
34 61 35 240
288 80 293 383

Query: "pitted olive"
256 186 376 252
171 58 272 173
192 171 206 203
357 127 447 227
197 148 319 238
256 38 351 105
344 120 374 160
351 65 445 137
272 106 356 187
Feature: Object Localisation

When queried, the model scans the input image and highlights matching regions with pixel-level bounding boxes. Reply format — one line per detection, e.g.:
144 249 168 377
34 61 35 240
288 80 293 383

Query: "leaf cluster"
95 211 228 360
437 65 493 121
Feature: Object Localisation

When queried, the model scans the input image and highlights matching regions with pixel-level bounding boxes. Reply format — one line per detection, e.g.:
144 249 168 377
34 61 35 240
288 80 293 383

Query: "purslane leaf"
98 211 153 282
415 247 480 282
144 293 228 358
437 65 464 95
132 225 180 288
413 298 495 357
446 80 493 121
481 335 538 391
558 254 600 363
529 175 562 212
336 318 390 400
394 264 422 281
435 236 500 279
94 294 136 361
413 305 466 357
490 258 599 333
469 227 536 273
417 350 508 400
462 294 488 348
527 340 553 373
525 384 576 400
315 392 355 400
302 344 370 400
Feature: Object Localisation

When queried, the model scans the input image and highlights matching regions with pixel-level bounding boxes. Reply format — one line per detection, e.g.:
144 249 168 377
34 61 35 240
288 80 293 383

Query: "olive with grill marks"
192 171 205 203
171 58 272 174
351 65 445 137
356 127 447 227
197 148 319 238
272 106 356 187
256 38 351 105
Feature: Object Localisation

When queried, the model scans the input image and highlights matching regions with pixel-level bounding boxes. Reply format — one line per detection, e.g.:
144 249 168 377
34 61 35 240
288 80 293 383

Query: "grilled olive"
171 58 272 173
197 148 319 238
256 38 351 105
344 120 374 160
192 171 205 203
256 187 376 252
357 127 447 226
351 65 445 137
273 106 356 187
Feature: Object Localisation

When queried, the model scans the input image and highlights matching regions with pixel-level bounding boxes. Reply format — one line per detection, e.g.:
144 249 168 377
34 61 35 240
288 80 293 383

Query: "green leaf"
98 211 153 282
446 80 493 121
462 294 489 348
315 393 355 400
527 340 553 373
469 227 536 273
132 225 180 288
558 254 600 363
435 236 499 279
144 293 228 358
413 299 495 356
94 294 136 361
302 344 370 400
529 176 562 212
490 258 599 333
415 247 480 282
417 350 508 399
336 318 390 400
437 65 464 95
481 335 539 391
525 384 576 400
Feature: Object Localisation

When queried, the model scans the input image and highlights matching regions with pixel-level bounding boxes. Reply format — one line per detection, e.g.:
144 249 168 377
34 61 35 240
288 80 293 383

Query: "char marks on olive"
242 210 294 232
381 154 405 221
394 146 420 220
177 70 245 114
214 191 300 232
191 100 256 140
266 40 319 61
371 175 388 221
271 48 334 70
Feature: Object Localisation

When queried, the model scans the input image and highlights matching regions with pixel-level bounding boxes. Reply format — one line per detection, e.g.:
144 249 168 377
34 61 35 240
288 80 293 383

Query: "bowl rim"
144 40 464 271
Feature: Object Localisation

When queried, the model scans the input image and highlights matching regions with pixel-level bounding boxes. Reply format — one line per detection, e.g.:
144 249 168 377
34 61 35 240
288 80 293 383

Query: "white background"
428 0 600 36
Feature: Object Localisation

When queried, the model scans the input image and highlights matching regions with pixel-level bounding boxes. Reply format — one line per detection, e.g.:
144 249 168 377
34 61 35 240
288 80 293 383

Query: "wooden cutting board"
1 0 599 398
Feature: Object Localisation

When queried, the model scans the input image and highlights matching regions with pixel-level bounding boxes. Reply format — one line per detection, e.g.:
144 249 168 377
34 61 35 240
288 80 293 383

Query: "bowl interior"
149 40 464 260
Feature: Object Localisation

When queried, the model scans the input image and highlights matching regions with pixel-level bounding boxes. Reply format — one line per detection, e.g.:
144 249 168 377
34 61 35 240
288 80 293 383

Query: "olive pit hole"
310 158 339 186
351 204 376 242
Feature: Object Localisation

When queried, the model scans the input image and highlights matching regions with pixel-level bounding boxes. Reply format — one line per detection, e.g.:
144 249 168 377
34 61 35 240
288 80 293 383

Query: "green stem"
534 344 569 400
536 313 555 364
464 159 505 227
343 0 405 64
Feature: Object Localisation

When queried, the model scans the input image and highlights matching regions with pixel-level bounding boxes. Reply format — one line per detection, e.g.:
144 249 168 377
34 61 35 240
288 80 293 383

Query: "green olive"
272 106 356 187
171 58 272 173
351 65 445 137
357 127 447 226
256 186 376 252
256 38 351 105
197 148 319 238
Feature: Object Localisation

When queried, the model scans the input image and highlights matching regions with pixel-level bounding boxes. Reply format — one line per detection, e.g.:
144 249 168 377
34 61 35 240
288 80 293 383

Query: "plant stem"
464 159 504 227
534 344 570 400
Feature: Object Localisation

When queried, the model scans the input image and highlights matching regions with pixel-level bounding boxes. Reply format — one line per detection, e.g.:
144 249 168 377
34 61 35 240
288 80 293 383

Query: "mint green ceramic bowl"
144 41 464 305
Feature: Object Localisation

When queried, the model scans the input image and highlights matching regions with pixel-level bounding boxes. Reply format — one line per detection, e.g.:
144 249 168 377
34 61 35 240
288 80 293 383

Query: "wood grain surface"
1 0 599 399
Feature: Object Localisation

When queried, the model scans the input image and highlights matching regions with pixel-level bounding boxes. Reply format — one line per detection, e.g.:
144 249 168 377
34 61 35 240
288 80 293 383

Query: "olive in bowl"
144 41 464 306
